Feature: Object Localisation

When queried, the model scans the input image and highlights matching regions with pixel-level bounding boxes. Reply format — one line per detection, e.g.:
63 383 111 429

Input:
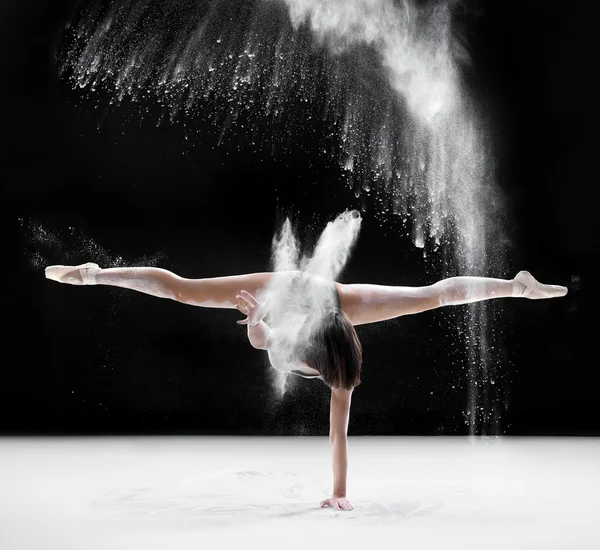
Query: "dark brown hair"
296 309 362 390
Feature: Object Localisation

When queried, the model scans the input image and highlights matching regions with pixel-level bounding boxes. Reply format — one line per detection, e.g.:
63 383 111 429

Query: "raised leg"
338 271 568 326
45 263 273 309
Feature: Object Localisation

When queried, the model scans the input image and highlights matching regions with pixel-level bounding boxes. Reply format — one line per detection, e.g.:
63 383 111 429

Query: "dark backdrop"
1 0 589 435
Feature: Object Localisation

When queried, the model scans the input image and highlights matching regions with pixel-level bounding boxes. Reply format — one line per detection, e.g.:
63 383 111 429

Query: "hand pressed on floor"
320 495 353 511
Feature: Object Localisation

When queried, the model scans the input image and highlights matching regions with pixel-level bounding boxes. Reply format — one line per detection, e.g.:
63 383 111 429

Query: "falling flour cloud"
283 0 458 122
59 0 504 262
278 0 504 264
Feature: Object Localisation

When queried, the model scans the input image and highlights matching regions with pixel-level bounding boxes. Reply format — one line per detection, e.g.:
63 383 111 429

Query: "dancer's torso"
263 271 340 380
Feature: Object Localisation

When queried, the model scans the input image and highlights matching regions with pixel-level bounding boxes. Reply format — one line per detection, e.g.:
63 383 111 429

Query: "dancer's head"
296 309 362 390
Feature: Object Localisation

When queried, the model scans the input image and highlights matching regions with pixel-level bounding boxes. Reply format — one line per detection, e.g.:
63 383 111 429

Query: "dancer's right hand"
235 290 265 326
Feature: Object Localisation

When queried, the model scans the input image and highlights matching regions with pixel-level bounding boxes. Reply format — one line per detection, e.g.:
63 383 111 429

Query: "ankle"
81 267 100 285
512 279 525 297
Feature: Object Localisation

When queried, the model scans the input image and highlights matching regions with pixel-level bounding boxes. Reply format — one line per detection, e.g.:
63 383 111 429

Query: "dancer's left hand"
235 290 265 326
320 495 353 511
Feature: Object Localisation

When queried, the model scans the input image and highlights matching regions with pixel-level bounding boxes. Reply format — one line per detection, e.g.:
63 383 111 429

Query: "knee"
435 279 468 307
155 270 186 302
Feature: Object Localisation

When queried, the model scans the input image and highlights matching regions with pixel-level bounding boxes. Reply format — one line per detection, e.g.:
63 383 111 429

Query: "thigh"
337 282 440 326
176 272 274 308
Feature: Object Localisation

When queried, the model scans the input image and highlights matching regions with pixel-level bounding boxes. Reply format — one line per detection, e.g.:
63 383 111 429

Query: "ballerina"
45 256 567 511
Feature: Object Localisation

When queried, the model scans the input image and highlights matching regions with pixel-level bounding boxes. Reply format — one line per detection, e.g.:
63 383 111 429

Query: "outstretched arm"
339 271 568 326
320 388 354 511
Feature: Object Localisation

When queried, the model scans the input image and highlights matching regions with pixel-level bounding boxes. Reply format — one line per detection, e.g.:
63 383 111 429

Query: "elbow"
248 336 268 350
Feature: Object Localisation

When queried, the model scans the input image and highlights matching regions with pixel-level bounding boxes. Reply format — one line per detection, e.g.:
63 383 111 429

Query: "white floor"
1 436 598 549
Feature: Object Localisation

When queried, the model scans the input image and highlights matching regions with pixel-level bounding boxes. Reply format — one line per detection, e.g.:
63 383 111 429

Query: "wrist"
246 320 270 350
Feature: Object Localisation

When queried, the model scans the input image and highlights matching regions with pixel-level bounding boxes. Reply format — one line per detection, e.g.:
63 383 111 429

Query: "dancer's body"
45 261 567 511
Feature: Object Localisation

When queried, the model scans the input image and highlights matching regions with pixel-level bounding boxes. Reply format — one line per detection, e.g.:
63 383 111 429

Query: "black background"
1 0 589 435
